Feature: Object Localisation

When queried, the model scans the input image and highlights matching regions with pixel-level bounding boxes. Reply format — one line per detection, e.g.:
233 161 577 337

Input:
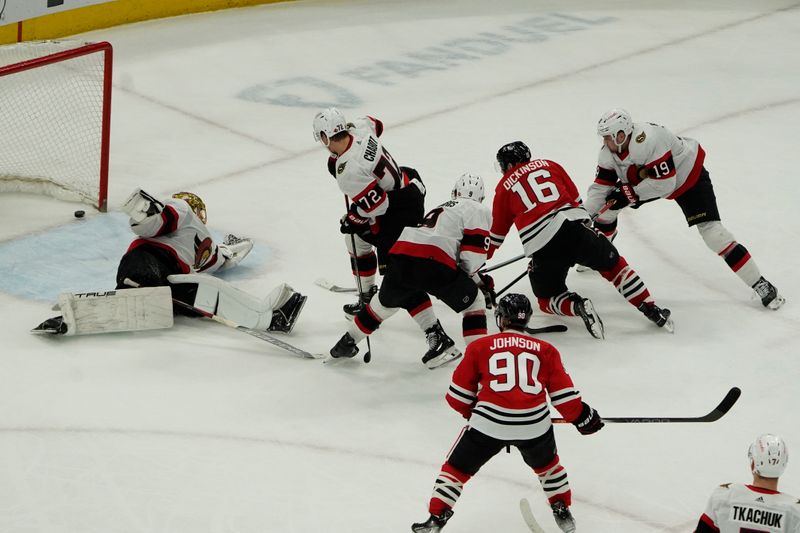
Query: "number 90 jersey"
489 159 588 258
445 331 584 441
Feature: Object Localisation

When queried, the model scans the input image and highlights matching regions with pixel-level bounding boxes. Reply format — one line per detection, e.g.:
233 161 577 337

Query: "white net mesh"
0 40 110 210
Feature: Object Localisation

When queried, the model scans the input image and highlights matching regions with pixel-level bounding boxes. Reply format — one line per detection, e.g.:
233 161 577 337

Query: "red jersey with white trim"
697 483 800 533
390 198 492 275
327 116 409 219
445 331 584 440
586 121 706 216
489 159 588 258
126 198 222 274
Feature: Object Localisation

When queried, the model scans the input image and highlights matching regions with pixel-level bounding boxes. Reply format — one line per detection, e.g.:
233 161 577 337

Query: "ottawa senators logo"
338 161 347 174
635 131 646 143
193 234 214 269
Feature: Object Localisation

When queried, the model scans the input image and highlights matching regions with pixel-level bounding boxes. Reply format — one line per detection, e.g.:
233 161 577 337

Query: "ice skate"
551 501 576 533
570 294 604 339
422 321 462 369
752 277 785 310
31 316 67 335
343 284 378 318
268 292 307 334
638 302 674 333
411 509 453 533
328 332 359 361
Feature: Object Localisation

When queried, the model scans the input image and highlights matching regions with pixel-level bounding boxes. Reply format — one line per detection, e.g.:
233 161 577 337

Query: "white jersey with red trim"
445 331 584 441
390 198 492 275
327 116 408 219
586 121 706 215
127 198 223 274
697 483 800 533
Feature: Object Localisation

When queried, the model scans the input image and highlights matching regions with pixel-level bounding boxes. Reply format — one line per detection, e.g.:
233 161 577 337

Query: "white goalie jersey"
327 116 410 219
698 483 800 533
126 197 224 275
585 121 706 216
390 198 492 275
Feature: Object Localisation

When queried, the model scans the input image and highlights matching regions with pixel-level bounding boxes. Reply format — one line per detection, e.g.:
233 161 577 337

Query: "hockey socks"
534 455 572 507
718 241 761 287
349 250 377 291
429 463 471 516
599 256 651 308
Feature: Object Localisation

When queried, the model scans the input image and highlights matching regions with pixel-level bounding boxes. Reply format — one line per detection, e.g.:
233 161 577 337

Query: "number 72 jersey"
445 332 584 440
489 158 589 258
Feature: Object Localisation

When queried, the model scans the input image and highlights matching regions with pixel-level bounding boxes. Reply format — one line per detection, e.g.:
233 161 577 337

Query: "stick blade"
707 386 741 421
519 499 547 533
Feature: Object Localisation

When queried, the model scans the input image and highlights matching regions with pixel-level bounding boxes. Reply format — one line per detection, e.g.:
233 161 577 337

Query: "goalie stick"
519 499 546 533
551 387 741 424
314 278 357 293
124 279 323 360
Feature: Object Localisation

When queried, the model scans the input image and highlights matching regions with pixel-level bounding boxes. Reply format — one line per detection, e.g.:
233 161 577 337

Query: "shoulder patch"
635 131 646 143
337 161 347 174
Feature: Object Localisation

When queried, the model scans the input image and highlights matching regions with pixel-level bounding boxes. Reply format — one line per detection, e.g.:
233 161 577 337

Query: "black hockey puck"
74 210 85 218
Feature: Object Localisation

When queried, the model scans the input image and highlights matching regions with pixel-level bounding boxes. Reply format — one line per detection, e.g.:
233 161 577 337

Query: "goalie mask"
748 434 788 478
496 141 531 174
313 107 348 144
452 173 485 203
173 191 207 224
495 293 533 330
597 108 633 153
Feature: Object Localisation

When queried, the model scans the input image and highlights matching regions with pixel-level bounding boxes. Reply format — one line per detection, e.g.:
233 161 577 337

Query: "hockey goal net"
0 40 112 212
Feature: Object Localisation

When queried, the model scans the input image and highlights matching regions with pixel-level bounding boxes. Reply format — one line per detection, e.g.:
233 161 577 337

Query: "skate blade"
662 317 675 333
425 348 463 370
767 295 786 310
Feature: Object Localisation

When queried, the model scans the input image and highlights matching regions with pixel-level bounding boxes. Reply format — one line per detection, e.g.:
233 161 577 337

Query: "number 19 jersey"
489 159 588 258
445 331 584 441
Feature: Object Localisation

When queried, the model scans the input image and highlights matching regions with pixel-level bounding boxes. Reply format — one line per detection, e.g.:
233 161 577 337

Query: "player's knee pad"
697 221 735 254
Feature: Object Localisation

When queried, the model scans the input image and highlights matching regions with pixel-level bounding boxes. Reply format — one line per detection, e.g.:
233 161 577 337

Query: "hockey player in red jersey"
329 173 493 368
588 108 785 310
411 293 602 533
313 108 446 346
696 434 799 532
489 141 673 339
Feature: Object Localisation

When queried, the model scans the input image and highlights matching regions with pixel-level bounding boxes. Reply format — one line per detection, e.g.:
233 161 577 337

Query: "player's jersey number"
372 147 402 189
488 351 543 394
510 169 560 210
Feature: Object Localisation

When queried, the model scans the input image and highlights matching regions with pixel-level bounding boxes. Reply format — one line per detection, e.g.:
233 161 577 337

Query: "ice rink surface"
1 0 799 531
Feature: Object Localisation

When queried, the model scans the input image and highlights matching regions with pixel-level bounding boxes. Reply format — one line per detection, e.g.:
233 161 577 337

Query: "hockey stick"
552 387 741 424
124 279 323 359
344 196 372 363
480 253 526 274
495 270 528 298
519 499 546 533
524 324 568 334
314 278 357 293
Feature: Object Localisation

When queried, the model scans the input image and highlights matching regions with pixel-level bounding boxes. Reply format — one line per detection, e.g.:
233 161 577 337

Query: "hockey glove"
573 402 604 435
477 272 497 309
605 184 638 210
339 206 370 235
122 188 164 223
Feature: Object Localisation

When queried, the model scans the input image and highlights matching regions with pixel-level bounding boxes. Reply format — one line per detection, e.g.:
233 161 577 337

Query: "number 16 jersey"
445 331 584 441
489 159 588 259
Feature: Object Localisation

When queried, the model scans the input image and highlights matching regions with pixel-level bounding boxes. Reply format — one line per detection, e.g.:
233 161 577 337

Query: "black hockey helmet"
496 141 531 173
495 293 533 330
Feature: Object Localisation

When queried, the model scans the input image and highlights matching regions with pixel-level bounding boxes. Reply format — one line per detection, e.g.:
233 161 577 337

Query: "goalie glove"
122 188 164 223
218 234 254 271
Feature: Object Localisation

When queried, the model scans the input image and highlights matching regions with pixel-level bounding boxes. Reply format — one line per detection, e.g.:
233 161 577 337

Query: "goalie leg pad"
57 287 173 336
169 273 278 330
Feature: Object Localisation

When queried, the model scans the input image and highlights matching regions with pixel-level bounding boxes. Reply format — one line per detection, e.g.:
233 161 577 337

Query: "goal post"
0 41 112 212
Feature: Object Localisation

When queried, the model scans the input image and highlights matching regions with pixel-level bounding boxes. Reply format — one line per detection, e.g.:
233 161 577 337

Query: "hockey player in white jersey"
696 434 800 532
329 173 493 368
314 108 448 353
34 189 306 336
586 108 784 310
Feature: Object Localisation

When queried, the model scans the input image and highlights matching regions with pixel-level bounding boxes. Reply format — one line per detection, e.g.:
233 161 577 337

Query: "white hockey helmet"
597 108 633 152
452 173 485 203
748 434 789 478
313 107 348 144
